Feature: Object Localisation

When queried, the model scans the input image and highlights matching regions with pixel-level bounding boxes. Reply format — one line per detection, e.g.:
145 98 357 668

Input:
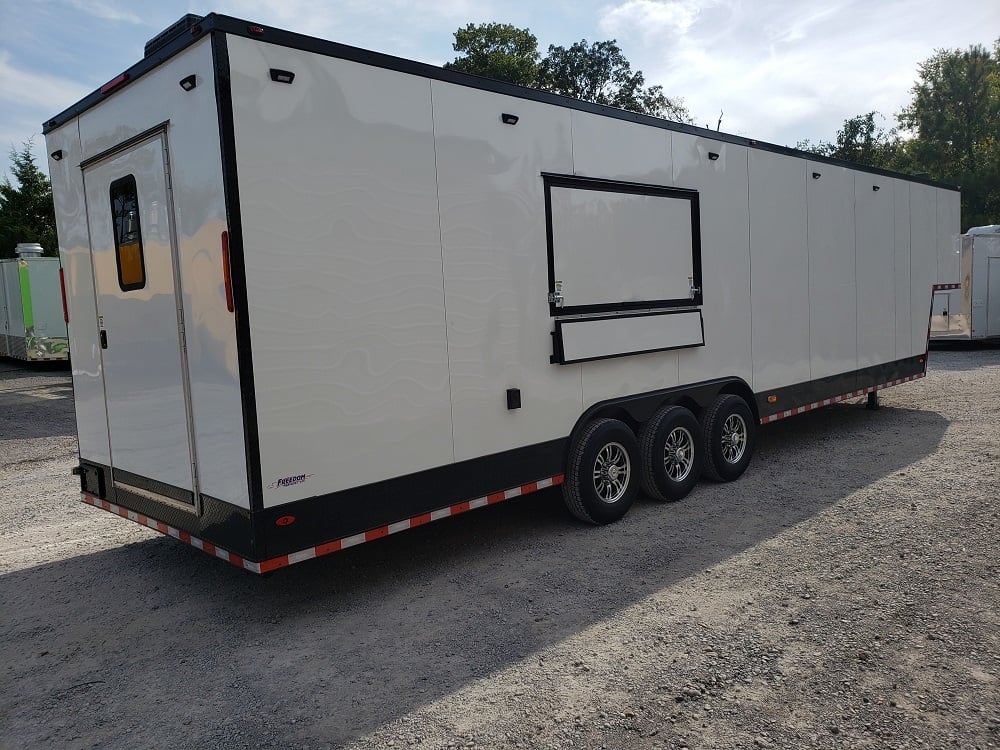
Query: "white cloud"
0 51 90 113
0 51 91 180
594 0 999 145
207 0 484 56
599 0 704 41
65 0 145 24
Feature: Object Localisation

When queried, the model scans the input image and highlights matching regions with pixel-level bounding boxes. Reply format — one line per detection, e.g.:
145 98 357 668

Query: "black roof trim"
44 13 959 192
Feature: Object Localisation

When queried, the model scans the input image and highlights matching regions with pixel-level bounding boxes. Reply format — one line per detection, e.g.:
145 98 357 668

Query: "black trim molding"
211 34 265 528
77 460 253 557
257 438 567 559
755 354 927 420
113 467 194 506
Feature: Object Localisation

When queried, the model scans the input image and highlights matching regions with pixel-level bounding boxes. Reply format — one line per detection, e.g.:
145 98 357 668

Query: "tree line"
1 25 995 258
796 40 999 231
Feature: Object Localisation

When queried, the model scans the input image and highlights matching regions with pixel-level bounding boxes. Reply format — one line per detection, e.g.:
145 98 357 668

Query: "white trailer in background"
930 225 1000 342
0 243 69 362
44 14 960 574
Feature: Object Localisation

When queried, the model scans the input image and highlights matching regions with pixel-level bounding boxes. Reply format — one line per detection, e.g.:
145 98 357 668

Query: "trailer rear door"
82 131 198 507
988 257 1000 338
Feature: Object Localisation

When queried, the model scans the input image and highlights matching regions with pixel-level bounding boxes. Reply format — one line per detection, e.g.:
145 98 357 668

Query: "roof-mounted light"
100 72 130 95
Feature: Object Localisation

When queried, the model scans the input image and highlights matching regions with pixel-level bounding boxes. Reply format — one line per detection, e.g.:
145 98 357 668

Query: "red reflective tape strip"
59 268 69 323
450 500 471 514
259 557 289 574
365 526 389 542
315 540 343 556
409 512 433 527
221 231 235 313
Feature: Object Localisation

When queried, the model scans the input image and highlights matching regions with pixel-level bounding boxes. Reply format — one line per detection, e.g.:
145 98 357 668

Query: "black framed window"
543 173 702 316
109 174 146 291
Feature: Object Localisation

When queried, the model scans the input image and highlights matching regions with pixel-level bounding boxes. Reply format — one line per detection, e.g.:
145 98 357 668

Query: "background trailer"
0 243 69 362
930 225 1000 342
44 14 960 574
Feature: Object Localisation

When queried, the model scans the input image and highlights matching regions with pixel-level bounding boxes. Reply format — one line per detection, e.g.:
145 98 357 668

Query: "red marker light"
100 72 129 94
221 230 235 313
59 267 69 323
276 515 296 527
248 25 265 34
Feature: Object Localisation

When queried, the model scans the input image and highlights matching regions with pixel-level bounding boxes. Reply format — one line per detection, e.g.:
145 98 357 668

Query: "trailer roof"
44 13 958 192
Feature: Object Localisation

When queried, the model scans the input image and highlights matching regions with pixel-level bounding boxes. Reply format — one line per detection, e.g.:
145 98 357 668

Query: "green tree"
538 39 691 122
444 24 692 123
0 142 58 259
898 40 1000 229
796 112 901 169
444 22 541 87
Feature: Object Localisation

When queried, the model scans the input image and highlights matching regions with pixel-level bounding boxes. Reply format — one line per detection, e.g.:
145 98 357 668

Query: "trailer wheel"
563 418 639 524
701 394 755 482
638 405 701 501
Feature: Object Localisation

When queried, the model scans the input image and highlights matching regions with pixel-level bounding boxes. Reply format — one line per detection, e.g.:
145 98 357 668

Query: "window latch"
548 281 564 308
689 277 701 299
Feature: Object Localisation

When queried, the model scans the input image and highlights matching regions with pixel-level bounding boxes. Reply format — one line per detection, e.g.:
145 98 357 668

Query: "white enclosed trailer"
45 14 959 573
0 244 69 362
930 225 1000 341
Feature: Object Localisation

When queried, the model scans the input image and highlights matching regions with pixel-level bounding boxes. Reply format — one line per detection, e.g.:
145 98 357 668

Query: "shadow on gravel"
0 401 948 749
0 361 75 440
927 345 1000 373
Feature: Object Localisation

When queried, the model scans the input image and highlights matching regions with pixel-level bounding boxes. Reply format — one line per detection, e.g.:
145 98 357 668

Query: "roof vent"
144 14 203 58
15 242 44 258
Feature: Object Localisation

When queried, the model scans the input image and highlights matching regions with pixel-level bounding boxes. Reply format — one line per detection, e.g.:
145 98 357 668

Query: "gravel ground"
1 350 998 750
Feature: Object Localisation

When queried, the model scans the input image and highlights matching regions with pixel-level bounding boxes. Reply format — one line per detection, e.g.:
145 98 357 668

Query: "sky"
0 0 997 183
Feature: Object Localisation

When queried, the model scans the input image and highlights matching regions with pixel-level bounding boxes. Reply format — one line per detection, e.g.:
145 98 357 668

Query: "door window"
109 175 146 291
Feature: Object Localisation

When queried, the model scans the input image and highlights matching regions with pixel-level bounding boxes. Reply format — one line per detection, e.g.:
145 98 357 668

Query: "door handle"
100 330 108 349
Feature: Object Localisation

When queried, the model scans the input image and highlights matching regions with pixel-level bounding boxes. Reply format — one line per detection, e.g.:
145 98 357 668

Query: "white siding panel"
807 162 857 380
230 41 454 506
855 175 895 368
748 151 810 391
431 81 582 462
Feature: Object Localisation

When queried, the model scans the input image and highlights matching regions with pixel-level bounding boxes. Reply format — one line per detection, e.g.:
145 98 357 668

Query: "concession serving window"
543 174 705 365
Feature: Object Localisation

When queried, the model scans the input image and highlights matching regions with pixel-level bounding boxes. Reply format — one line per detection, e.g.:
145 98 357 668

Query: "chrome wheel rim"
593 441 631 504
663 426 695 482
721 413 747 464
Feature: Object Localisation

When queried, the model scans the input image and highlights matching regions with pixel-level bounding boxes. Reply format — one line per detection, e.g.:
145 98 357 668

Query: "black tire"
638 405 701 502
563 418 640 525
700 394 755 482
